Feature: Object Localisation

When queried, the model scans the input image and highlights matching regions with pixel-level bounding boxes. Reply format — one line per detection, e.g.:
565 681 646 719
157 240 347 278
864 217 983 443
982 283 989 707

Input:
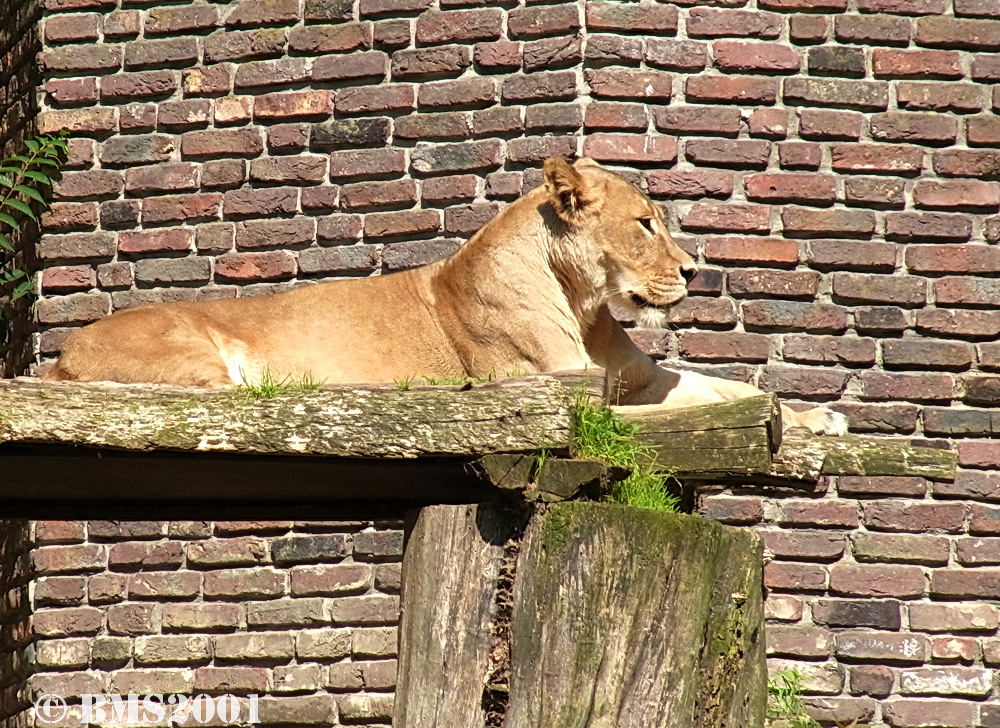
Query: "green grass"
238 368 323 401
572 392 680 512
766 669 820 728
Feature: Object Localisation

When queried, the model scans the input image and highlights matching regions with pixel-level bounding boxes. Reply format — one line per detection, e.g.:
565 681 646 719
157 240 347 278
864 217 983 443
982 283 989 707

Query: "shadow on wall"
0 0 42 378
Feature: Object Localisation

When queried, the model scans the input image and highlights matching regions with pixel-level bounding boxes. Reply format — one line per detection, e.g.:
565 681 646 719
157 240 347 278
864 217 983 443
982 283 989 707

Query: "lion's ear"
543 157 596 222
574 157 603 170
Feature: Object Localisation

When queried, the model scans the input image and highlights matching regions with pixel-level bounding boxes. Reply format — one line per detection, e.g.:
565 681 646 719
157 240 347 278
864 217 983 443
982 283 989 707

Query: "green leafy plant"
766 669 821 728
0 131 69 302
238 368 323 401
572 391 680 512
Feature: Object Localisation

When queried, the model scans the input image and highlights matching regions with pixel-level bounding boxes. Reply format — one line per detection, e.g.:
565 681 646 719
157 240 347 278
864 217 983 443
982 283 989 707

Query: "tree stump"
394 503 766 728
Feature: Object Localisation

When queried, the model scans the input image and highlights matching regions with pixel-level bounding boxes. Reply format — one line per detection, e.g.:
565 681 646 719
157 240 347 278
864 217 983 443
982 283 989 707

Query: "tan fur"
45 158 847 436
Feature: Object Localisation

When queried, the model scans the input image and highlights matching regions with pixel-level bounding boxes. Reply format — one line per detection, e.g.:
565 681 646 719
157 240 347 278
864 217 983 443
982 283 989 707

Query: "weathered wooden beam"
475 453 623 502
395 503 767 728
770 432 957 482
616 394 781 478
0 376 581 458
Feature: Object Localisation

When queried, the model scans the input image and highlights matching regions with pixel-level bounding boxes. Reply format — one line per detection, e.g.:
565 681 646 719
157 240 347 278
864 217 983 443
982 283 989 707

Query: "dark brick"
813 600 902 630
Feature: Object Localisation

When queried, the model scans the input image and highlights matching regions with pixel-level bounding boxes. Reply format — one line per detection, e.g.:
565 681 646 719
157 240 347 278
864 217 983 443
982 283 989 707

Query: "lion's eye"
638 217 654 234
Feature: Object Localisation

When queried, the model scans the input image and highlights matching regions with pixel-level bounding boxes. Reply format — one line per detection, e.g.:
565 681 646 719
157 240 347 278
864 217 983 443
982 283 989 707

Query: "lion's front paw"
791 407 849 437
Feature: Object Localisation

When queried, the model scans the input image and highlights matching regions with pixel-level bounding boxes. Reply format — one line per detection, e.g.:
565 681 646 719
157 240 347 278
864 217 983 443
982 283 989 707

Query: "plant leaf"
3 155 31 165
0 175 13 189
1 269 23 281
13 185 46 205
21 171 51 186
3 198 35 219
23 140 39 153
0 213 17 228
33 158 60 168
12 280 33 300
0 233 11 252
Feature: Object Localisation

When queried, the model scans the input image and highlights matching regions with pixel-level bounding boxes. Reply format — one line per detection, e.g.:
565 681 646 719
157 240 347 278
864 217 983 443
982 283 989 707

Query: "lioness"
45 157 846 435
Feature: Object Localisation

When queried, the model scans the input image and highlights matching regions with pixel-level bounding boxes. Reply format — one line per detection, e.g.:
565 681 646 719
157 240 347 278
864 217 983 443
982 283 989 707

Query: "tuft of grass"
533 447 551 481
394 375 414 391
422 373 493 386
766 669 821 728
238 368 323 401
572 391 680 512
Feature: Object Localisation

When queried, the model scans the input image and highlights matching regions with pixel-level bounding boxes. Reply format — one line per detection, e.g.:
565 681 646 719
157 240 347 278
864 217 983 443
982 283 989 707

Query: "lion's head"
542 157 696 328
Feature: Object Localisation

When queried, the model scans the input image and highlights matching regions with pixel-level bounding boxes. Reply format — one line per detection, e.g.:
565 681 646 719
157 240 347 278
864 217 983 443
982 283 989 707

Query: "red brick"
146 5 219 35
680 203 770 234
832 272 926 307
685 140 771 169
701 496 762 525
472 41 520 72
829 564 925 598
586 69 671 101
766 625 834 659
251 90 331 121
645 39 707 72
859 0 946 11
363 210 440 239
182 65 233 97
850 666 894 698
685 76 777 105
843 177 905 209
789 15 829 45
506 136 578 165
712 40 800 74
103 9 140 37
585 3 677 35
373 18 410 47
897 82 986 113
250 156 327 186
416 9 502 44
835 15 913 46
678 331 770 363
581 134 676 165
759 365 851 398
729 269 819 299
914 179 1000 211
957 0 1000 16
119 104 157 132
312 51 388 83
336 84 414 115
882 339 973 372
159 99 212 129
225 0 299 27
40 44 123 74
524 37 583 73
838 476 928 497
655 106 740 137
778 142 822 170
39 107 117 137
360 0 431 17
916 16 1000 50
180 128 263 159
743 301 849 333
223 187 298 218
836 632 928 664
863 500 966 533
45 13 100 43
443 204 499 236
852 532 950 565
508 4 579 39
392 46 471 80
745 109 787 140
118 228 194 256
935 149 1000 178
124 38 200 70
215 251 296 282
784 78 889 111
341 180 417 211
907 244 1000 275
762 531 846 561
419 77 496 108
956 441 1000 469
831 143 923 175
645 170 733 200
796 109 861 140
783 335 877 367
585 102 648 132
931 569 1000 602
743 173 836 205
143 194 222 225
886 213 973 244
760 0 845 8
687 8 781 39
289 23 372 54
872 48 963 79
45 77 100 106
870 112 958 146
764 562 828 592
782 207 875 238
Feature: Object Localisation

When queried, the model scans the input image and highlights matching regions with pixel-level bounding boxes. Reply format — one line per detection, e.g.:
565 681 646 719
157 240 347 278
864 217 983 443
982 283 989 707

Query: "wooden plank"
618 395 780 477
394 505 521 728
504 502 766 728
770 432 958 482
0 376 576 458
475 454 614 501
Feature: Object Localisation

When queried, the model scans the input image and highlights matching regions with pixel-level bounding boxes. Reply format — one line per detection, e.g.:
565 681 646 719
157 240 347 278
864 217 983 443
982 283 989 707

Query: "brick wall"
0 522 33 728
25 0 1000 725
0 0 41 377
25 519 402 726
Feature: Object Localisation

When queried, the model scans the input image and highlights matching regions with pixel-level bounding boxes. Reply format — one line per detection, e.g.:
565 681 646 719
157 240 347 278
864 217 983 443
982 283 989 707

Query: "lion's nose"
680 264 698 283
